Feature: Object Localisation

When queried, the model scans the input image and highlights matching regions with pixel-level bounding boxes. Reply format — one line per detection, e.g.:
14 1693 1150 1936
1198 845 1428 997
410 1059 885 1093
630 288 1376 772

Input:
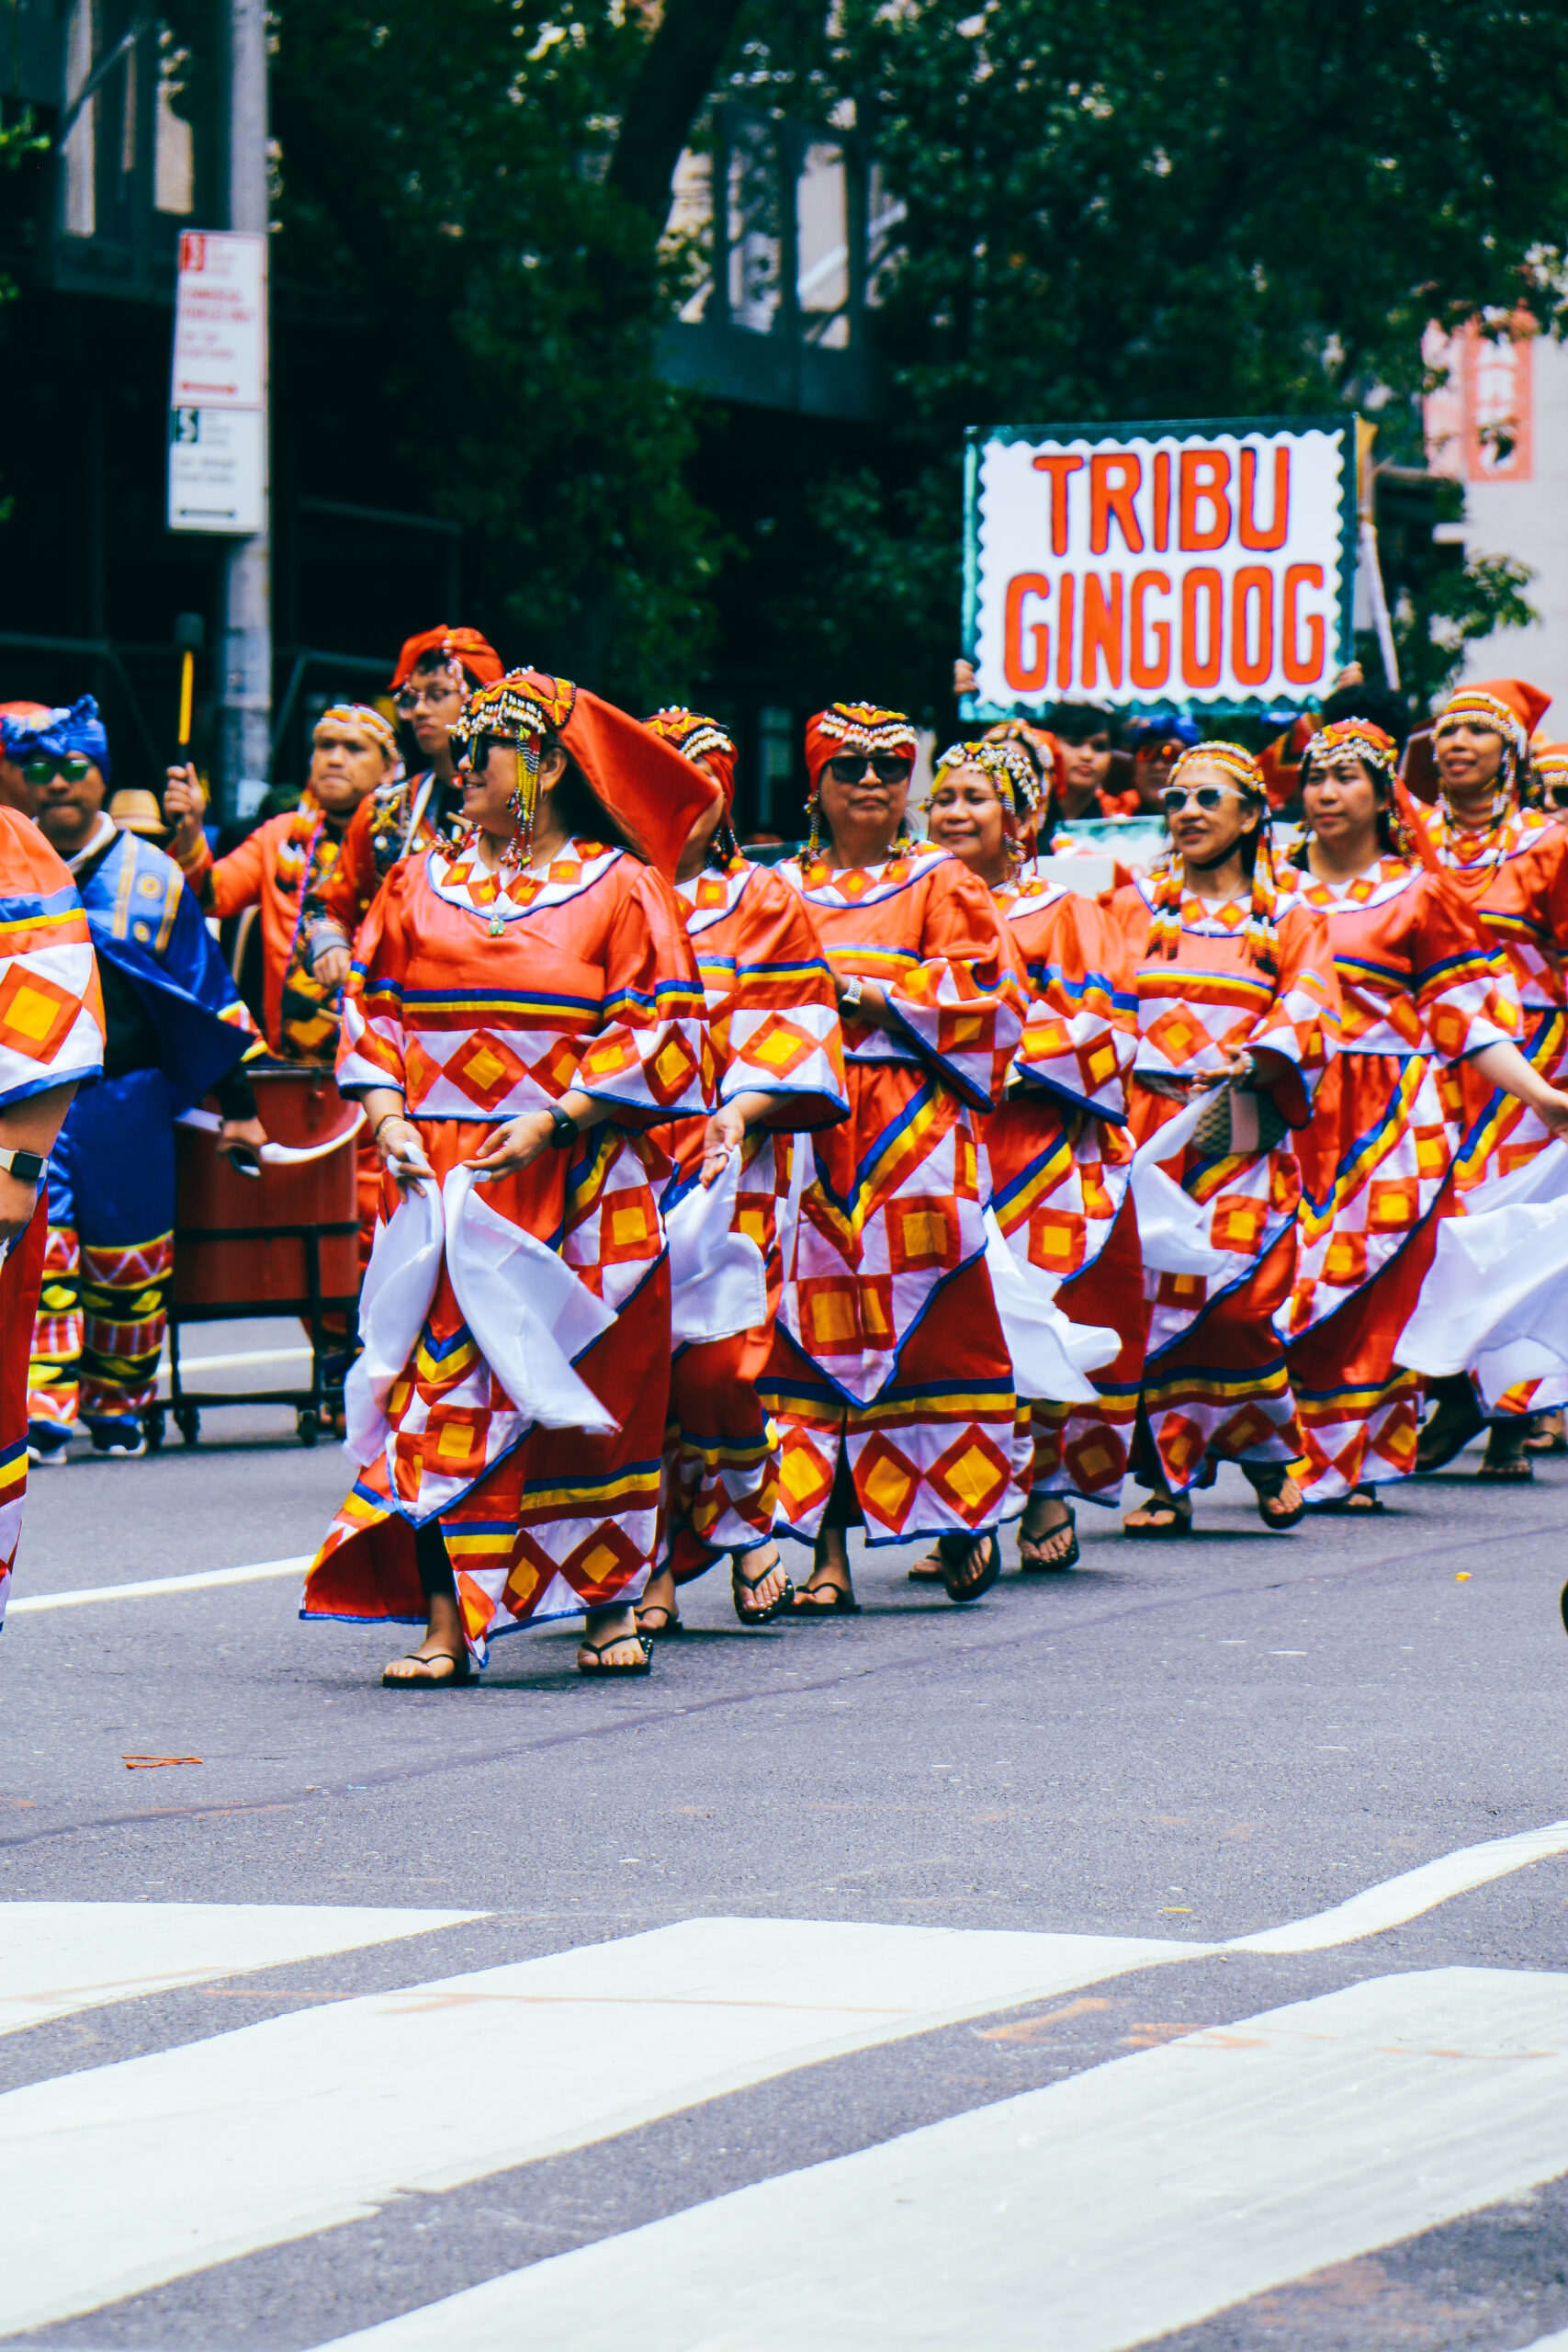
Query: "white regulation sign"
964 418 1353 714
167 229 268 536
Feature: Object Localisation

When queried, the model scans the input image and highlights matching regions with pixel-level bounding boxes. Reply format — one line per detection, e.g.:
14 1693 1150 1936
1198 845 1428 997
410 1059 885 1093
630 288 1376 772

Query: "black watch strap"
547 1104 580 1150
0 1147 45 1184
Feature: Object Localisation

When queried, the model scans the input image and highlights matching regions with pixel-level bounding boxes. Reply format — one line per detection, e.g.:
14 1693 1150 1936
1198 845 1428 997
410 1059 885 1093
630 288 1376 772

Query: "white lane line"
317 1966 1568 2352
9 1556 310 1613
0 1903 487 2039
1523 2335 1568 2352
1228 1820 1568 1954
0 1917 1198 2335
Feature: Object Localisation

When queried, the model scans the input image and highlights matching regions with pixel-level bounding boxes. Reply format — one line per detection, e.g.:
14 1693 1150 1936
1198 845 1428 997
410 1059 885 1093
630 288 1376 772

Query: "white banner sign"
965 420 1352 712
168 230 267 536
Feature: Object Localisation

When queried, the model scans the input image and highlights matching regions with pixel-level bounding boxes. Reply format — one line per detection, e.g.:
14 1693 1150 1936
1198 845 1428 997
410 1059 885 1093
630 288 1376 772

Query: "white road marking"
9 1556 311 1613
0 1902 487 2038
1522 2334 1568 2352
317 1966 1568 2352
0 1917 1196 2335
1228 1819 1568 1953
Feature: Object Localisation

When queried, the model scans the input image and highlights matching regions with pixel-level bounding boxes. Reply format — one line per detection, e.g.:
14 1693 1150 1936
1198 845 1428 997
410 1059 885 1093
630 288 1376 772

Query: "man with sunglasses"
1121 714 1202 815
306 624 503 993
15 697 265 1463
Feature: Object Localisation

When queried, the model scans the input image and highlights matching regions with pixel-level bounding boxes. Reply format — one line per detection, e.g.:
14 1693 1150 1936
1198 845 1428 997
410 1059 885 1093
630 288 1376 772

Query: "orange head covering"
644 707 737 808
314 701 400 762
1434 677 1551 762
804 702 919 792
389 624 504 693
452 669 718 882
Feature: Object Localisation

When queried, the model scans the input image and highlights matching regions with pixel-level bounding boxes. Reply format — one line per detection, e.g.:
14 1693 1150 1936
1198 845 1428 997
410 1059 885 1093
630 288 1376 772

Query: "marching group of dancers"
2 628 1566 1684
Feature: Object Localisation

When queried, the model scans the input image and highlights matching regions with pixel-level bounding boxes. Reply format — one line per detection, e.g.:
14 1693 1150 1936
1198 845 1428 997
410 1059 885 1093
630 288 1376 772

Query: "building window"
62 0 97 240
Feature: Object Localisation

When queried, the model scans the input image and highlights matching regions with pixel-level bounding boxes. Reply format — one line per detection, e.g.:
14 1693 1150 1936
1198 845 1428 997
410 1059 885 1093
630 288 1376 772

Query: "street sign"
167 231 267 536
963 416 1355 717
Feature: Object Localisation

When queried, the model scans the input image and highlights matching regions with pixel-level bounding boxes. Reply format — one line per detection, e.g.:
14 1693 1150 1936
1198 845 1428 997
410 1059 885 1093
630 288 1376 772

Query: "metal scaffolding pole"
216 0 271 822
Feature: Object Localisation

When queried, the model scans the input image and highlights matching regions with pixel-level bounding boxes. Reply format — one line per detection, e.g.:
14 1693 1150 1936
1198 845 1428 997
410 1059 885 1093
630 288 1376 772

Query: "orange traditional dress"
1107 869 1339 1492
0 807 104 1622
1281 854 1517 1501
761 839 1027 1548
302 675 716 1661
660 852 847 1579
987 876 1142 1505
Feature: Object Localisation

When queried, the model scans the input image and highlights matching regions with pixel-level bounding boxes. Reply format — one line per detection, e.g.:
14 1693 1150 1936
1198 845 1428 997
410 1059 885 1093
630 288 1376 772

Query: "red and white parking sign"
964 418 1354 713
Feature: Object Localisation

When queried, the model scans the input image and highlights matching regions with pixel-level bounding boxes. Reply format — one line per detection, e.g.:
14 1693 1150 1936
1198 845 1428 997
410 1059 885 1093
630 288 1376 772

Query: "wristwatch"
0 1146 45 1184
547 1104 580 1149
840 974 864 1013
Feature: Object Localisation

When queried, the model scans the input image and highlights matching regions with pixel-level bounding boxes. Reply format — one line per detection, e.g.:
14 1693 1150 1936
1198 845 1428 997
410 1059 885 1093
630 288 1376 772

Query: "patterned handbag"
1191 1081 1289 1160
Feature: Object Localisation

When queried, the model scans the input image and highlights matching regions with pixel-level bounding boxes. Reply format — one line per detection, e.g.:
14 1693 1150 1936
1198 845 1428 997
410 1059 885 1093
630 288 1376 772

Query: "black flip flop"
1019 1504 1078 1571
636 1603 684 1635
941 1532 1000 1604
788 1581 862 1617
578 1631 654 1676
1122 1503 1192 1538
732 1555 795 1625
382 1649 474 1689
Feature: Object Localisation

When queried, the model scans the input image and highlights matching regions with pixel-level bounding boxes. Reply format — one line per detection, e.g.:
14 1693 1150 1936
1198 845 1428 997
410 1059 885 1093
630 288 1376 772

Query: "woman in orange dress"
633 707 846 1634
1105 743 1340 1535
922 736 1140 1570
1281 719 1566 1505
301 671 716 1683
1405 679 1568 1475
760 702 1027 1608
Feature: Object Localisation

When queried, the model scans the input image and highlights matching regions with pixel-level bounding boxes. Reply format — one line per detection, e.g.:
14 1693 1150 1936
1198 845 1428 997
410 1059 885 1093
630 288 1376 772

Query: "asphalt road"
3 1314 1568 2352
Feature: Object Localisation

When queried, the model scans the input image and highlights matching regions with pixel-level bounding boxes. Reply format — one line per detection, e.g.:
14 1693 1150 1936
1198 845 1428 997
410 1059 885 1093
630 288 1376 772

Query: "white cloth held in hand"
665 1145 768 1345
1128 1091 1233 1279
343 1177 444 1466
982 1210 1116 1404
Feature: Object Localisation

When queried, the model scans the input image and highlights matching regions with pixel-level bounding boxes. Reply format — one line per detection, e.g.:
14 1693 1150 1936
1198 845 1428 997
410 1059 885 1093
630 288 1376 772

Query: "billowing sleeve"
875 861 1027 1114
0 809 104 1107
573 866 713 1128
175 820 269 921
1250 901 1341 1125
716 869 846 1128
1010 893 1137 1123
1411 871 1520 1060
334 861 412 1096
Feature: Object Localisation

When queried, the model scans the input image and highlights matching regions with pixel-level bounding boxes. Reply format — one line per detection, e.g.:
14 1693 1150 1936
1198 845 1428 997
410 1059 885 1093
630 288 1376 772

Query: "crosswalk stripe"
0 1902 488 2037
316 1966 1568 2352
1228 1819 1568 1953
9 1557 310 1612
0 1917 1195 2336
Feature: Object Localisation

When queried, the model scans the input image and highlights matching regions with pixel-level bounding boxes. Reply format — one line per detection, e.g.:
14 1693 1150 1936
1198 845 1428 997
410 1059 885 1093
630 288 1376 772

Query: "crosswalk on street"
5 1821 1568 2351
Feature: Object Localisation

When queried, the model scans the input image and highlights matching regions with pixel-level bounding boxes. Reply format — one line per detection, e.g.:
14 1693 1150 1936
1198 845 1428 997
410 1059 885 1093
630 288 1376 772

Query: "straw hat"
108 788 170 840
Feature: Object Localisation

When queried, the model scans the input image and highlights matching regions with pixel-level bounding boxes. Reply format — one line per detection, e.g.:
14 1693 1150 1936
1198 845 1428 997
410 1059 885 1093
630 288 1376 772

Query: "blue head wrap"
3 695 110 781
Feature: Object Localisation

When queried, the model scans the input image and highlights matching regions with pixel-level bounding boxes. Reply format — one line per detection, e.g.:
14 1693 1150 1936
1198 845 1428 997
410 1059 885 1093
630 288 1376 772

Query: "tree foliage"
267 0 728 704
719 0 1568 717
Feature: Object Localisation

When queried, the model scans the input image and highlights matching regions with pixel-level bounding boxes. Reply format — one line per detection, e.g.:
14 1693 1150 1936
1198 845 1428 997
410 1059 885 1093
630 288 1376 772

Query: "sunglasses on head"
825 753 912 786
1160 783 1237 813
21 753 92 785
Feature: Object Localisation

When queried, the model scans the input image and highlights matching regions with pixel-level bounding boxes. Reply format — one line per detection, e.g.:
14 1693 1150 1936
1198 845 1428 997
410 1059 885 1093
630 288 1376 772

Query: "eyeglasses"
394 675 463 714
20 754 92 785
825 754 913 786
1160 784 1236 813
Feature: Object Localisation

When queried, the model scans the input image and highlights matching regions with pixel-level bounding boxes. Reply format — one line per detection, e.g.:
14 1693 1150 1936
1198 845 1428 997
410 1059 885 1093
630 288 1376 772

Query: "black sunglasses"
1544 783 1568 809
20 753 93 785
825 753 913 786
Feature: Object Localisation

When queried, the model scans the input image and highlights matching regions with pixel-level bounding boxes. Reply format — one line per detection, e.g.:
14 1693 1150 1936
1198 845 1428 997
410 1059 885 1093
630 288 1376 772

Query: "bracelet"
372 1111 408 1146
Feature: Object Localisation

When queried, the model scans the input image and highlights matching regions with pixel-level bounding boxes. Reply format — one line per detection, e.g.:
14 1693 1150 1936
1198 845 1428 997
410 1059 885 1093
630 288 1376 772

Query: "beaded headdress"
450 670 577 866
314 702 399 763
1147 741 1280 967
644 707 738 806
1300 717 1416 860
931 738 1043 868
